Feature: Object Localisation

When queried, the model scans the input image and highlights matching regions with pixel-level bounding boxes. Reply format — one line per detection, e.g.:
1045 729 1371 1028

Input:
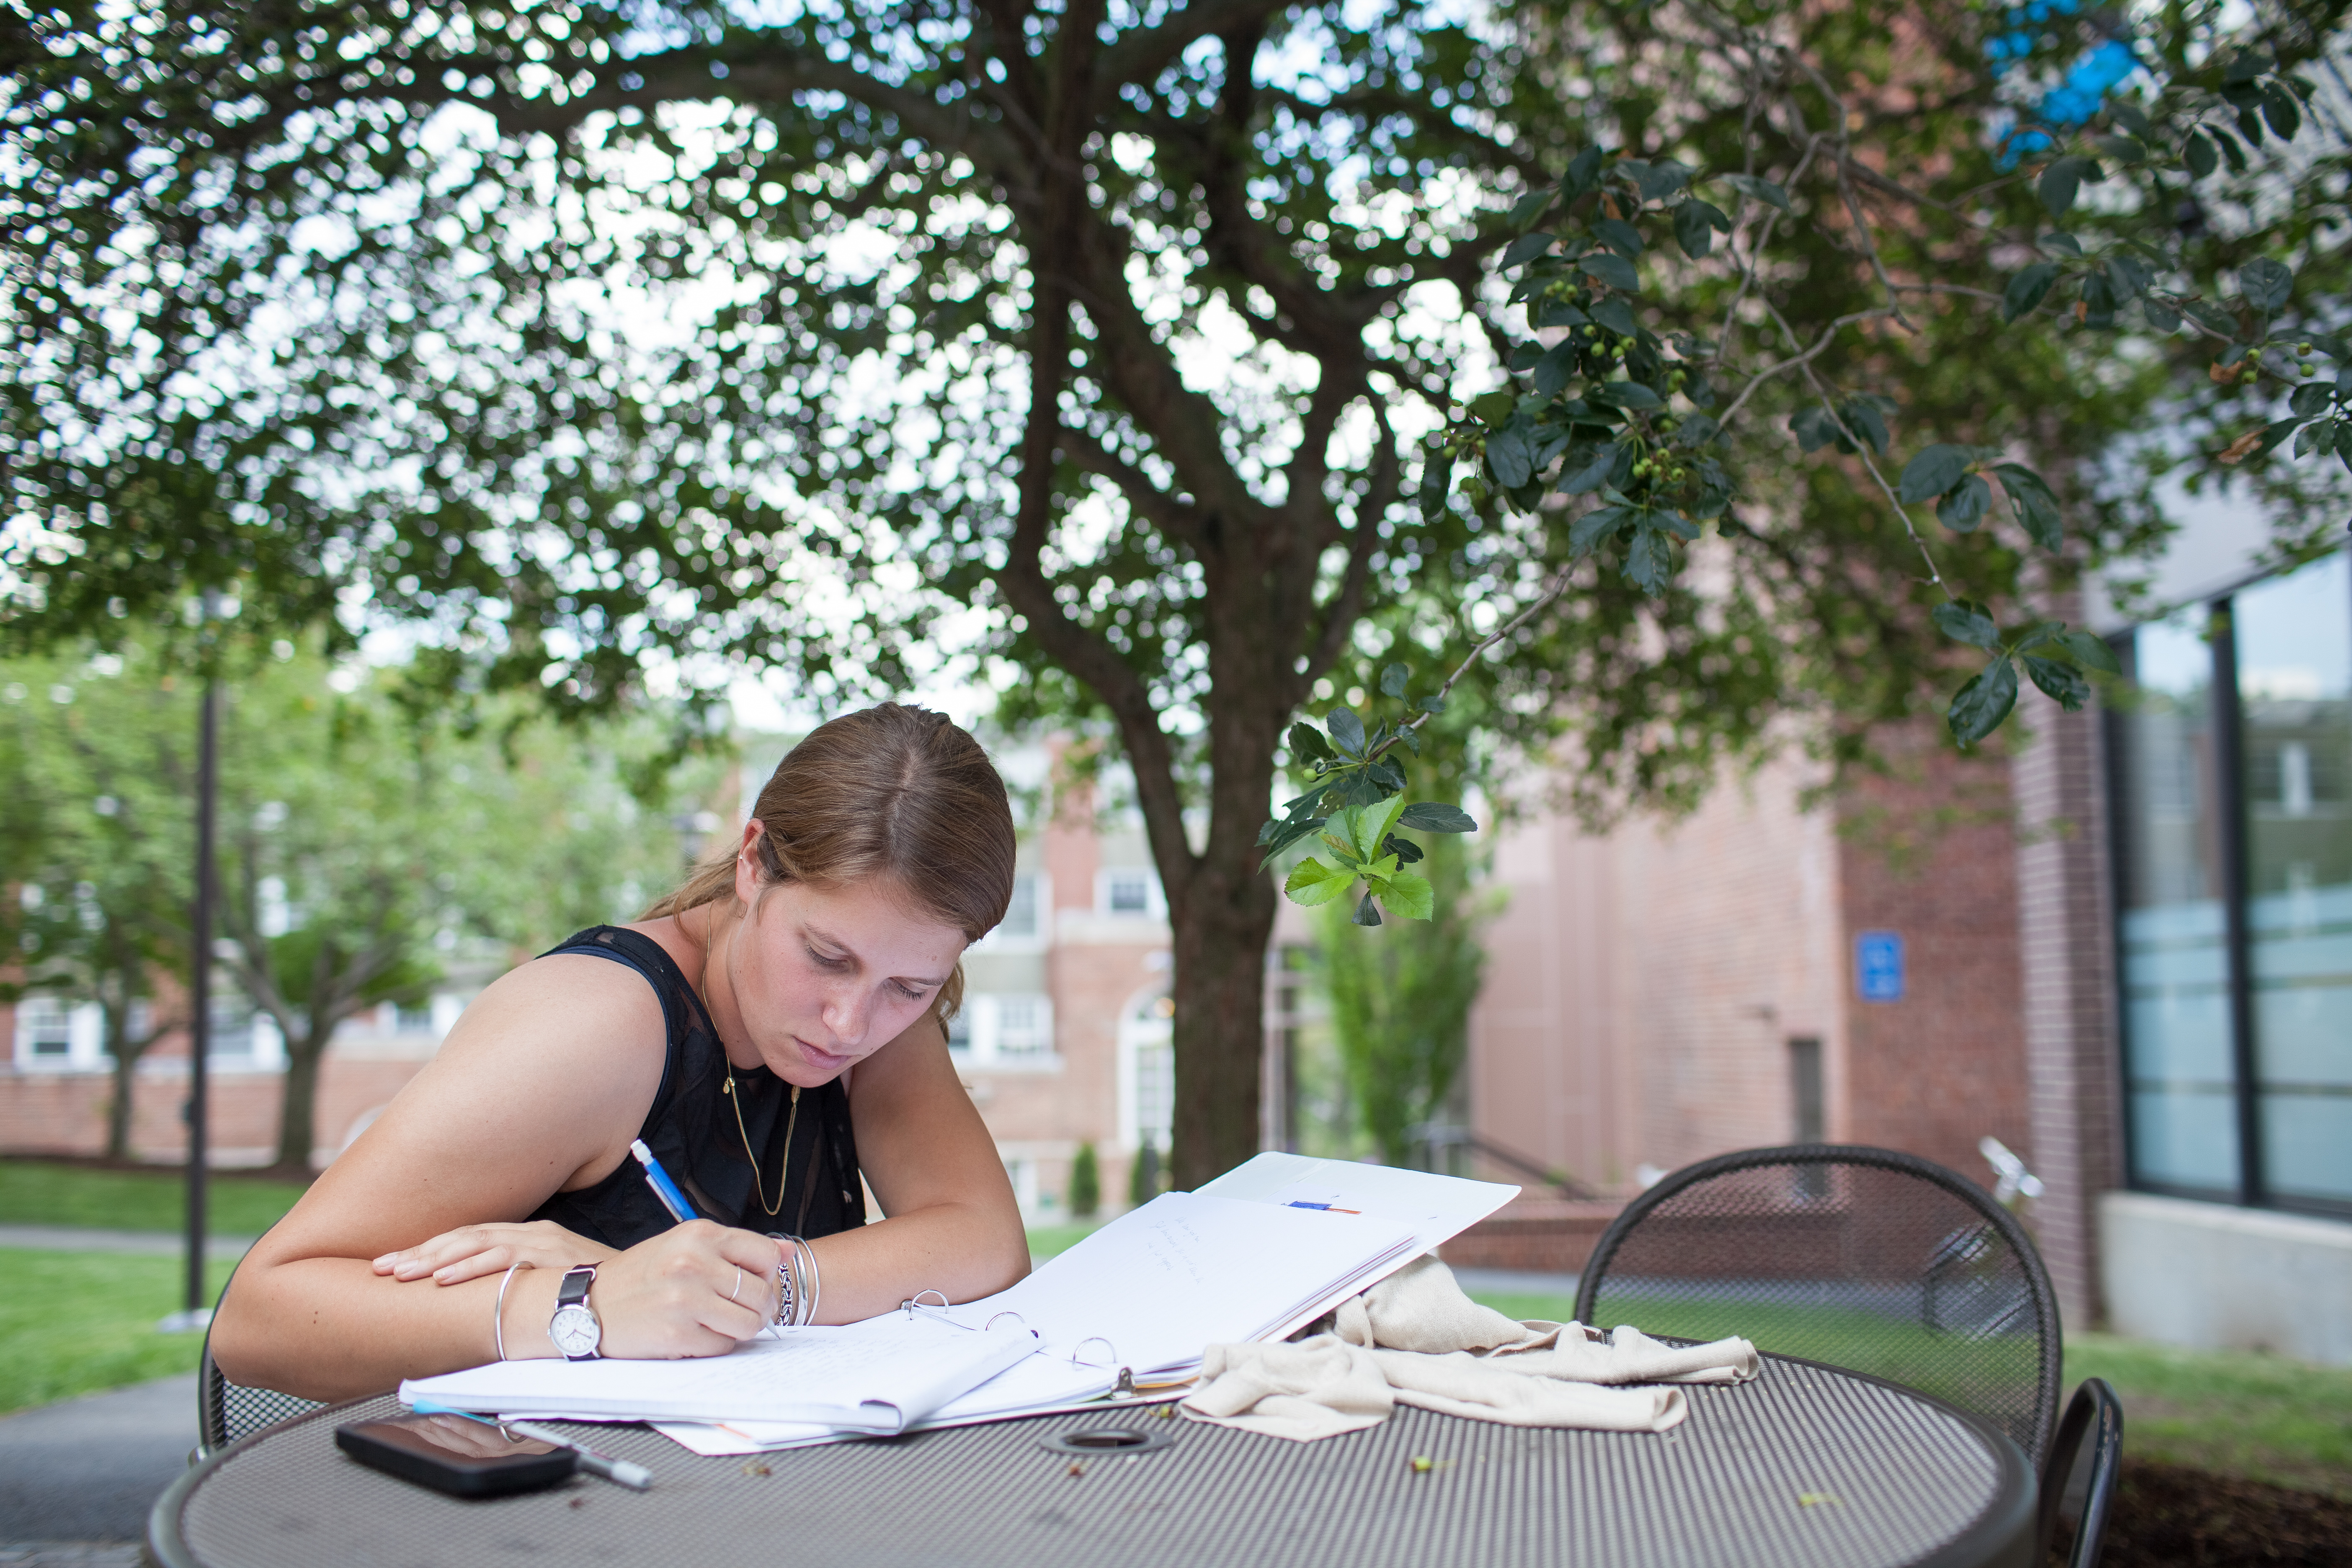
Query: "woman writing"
212 704 1031 1400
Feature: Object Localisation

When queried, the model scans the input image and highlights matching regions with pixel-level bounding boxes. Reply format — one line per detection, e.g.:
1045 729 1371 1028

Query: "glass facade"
2112 551 2352 1215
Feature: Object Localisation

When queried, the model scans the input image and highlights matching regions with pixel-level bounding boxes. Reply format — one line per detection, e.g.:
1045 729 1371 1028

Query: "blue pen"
629 1139 696 1224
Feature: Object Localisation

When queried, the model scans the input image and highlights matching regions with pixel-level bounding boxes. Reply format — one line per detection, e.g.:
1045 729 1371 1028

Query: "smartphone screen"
337 1414 576 1497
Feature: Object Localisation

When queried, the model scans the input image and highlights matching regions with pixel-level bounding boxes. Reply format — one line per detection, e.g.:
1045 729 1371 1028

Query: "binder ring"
1071 1336 1119 1367
985 1311 1029 1333
901 1289 950 1318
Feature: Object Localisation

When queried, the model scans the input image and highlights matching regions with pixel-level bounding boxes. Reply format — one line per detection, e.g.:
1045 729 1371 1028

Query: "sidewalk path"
0 1373 196 1547
0 1226 254 1259
1449 1266 1581 1300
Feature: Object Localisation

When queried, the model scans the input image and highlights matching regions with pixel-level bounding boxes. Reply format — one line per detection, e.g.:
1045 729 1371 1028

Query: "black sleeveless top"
529 926 868 1250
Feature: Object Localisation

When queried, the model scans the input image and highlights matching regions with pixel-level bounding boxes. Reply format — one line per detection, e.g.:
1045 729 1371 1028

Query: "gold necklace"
701 900 801 1218
724 1070 800 1219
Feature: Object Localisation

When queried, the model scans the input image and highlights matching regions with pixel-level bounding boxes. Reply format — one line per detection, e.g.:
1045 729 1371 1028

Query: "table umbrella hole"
1044 1428 1173 1456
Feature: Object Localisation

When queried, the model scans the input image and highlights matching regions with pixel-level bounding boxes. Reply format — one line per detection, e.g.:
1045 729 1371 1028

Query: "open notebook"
650 1157 1519 1452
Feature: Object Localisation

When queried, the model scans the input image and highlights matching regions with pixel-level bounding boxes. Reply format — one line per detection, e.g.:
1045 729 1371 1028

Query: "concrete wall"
2102 1191 2352 1365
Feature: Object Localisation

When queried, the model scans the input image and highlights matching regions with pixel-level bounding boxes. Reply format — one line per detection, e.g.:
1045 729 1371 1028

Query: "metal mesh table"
152 1354 2033 1568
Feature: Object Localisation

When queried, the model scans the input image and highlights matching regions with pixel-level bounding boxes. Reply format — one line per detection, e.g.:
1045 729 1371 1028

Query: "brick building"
1460 508 2351 1365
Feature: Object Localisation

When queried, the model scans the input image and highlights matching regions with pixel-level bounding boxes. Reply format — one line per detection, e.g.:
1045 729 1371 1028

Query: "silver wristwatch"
548 1264 602 1361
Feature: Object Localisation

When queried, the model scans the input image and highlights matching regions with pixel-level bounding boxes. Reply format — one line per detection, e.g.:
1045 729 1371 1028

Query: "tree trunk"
272 1026 329 1176
104 1026 138 1162
1168 862 1278 1188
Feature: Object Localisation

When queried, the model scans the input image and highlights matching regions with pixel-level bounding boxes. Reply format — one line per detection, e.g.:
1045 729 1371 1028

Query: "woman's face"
722 835 968 1086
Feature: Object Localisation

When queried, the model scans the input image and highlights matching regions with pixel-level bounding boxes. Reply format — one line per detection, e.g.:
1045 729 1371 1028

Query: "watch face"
549 1304 600 1358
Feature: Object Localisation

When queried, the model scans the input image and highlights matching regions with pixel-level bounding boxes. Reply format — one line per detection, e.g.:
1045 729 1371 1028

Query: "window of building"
944 993 1056 1067
1098 868 1162 917
2112 549 2352 1216
18 998 72 1059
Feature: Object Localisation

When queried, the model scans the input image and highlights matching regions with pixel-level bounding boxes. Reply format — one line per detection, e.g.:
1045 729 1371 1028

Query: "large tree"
6 0 2345 1184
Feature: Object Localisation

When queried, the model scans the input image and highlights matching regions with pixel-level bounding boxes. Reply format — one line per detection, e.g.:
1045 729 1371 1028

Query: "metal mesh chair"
2040 1376 2125 1567
195 1264 324 1458
1573 1144 2062 1467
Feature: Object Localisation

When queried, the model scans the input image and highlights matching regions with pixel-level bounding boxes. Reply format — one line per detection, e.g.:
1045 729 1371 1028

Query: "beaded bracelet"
767 1233 799 1327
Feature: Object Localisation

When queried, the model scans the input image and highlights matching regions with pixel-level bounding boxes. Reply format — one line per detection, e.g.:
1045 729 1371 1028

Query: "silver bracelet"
495 1261 532 1362
781 1241 809 1326
793 1237 821 1327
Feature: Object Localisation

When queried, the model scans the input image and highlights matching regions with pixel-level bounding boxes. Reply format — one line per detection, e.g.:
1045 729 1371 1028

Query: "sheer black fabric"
530 926 867 1248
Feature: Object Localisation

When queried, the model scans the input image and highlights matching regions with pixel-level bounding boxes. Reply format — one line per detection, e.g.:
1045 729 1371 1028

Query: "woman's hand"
375 1220 617 1286
577 1222 783 1359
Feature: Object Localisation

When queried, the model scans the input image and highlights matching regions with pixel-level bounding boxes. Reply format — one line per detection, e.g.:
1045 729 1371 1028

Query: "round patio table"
151 1353 2034 1568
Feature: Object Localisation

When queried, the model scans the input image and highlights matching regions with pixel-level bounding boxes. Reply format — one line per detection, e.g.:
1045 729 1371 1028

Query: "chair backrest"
1574 1143 2062 1465
2040 1377 2125 1568
195 1263 325 1457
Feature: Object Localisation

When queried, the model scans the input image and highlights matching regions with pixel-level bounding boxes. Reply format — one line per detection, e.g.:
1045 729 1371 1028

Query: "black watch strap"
557 1265 596 1310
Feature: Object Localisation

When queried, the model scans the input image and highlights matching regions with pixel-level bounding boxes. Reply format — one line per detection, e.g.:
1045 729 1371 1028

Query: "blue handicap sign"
1856 931 1905 1003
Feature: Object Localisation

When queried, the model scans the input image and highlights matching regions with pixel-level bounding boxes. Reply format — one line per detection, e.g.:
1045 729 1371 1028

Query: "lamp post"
160 615 221 1333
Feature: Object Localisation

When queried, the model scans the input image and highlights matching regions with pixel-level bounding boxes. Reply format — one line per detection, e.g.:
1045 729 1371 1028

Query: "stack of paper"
399 1310 1035 1432
402 1155 1519 1455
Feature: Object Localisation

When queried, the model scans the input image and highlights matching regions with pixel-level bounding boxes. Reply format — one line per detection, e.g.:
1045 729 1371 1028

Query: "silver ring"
730 1266 744 1303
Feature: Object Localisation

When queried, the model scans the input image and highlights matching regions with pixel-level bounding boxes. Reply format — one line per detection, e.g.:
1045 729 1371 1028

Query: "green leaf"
1948 657 2020 747
1622 524 1674 596
1356 794 1408 861
1578 253 1640 292
2106 254 2154 301
1351 893 1383 927
2142 299 2182 333
2058 629 2122 675
1283 856 1357 908
1937 474 1992 532
1842 399 1891 456
2263 83 2301 140
1506 191 1553 229
1415 694 1447 715
1379 662 1410 699
1501 232 1556 268
1590 217 1645 258
1676 413 1723 447
2185 300 2241 338
1372 870 1435 921
2003 263 2061 322
1560 145 1605 200
2024 655 2092 711
1397 801 1478 833
1380 832 1425 864
1569 505 1630 557
1899 444 1973 503
1590 298 1638 337
1673 199 1729 258
2039 156 2101 216
2240 258 2294 314
1486 425 1535 489
1326 707 1366 757
1720 173 1790 210
1932 599 2001 648
1993 464 2063 551
2291 383 2333 418
1632 159 1692 200
1532 342 1578 396
1559 444 1620 495
1589 381 1664 410
1256 813 1328 862
1790 405 1845 454
1286 720 1333 763
2183 129 2219 178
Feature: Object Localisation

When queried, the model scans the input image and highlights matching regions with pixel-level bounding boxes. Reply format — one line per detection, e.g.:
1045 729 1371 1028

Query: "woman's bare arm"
210 955 779 1399
804 1013 1030 1318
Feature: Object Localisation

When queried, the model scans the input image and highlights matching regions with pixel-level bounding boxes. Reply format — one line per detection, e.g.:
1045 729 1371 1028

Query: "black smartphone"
335 1413 578 1498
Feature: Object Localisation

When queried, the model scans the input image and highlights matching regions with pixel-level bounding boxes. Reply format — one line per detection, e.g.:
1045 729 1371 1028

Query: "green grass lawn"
1025 1220 1103 1261
0 1158 309 1236
1467 1287 2352 1500
0 1248 233 1416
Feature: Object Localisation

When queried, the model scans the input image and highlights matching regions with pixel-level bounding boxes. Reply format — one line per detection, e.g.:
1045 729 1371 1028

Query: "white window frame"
1095 867 1166 919
1116 985 1175 1153
972 872 1052 953
946 993 1059 1070
12 996 106 1073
